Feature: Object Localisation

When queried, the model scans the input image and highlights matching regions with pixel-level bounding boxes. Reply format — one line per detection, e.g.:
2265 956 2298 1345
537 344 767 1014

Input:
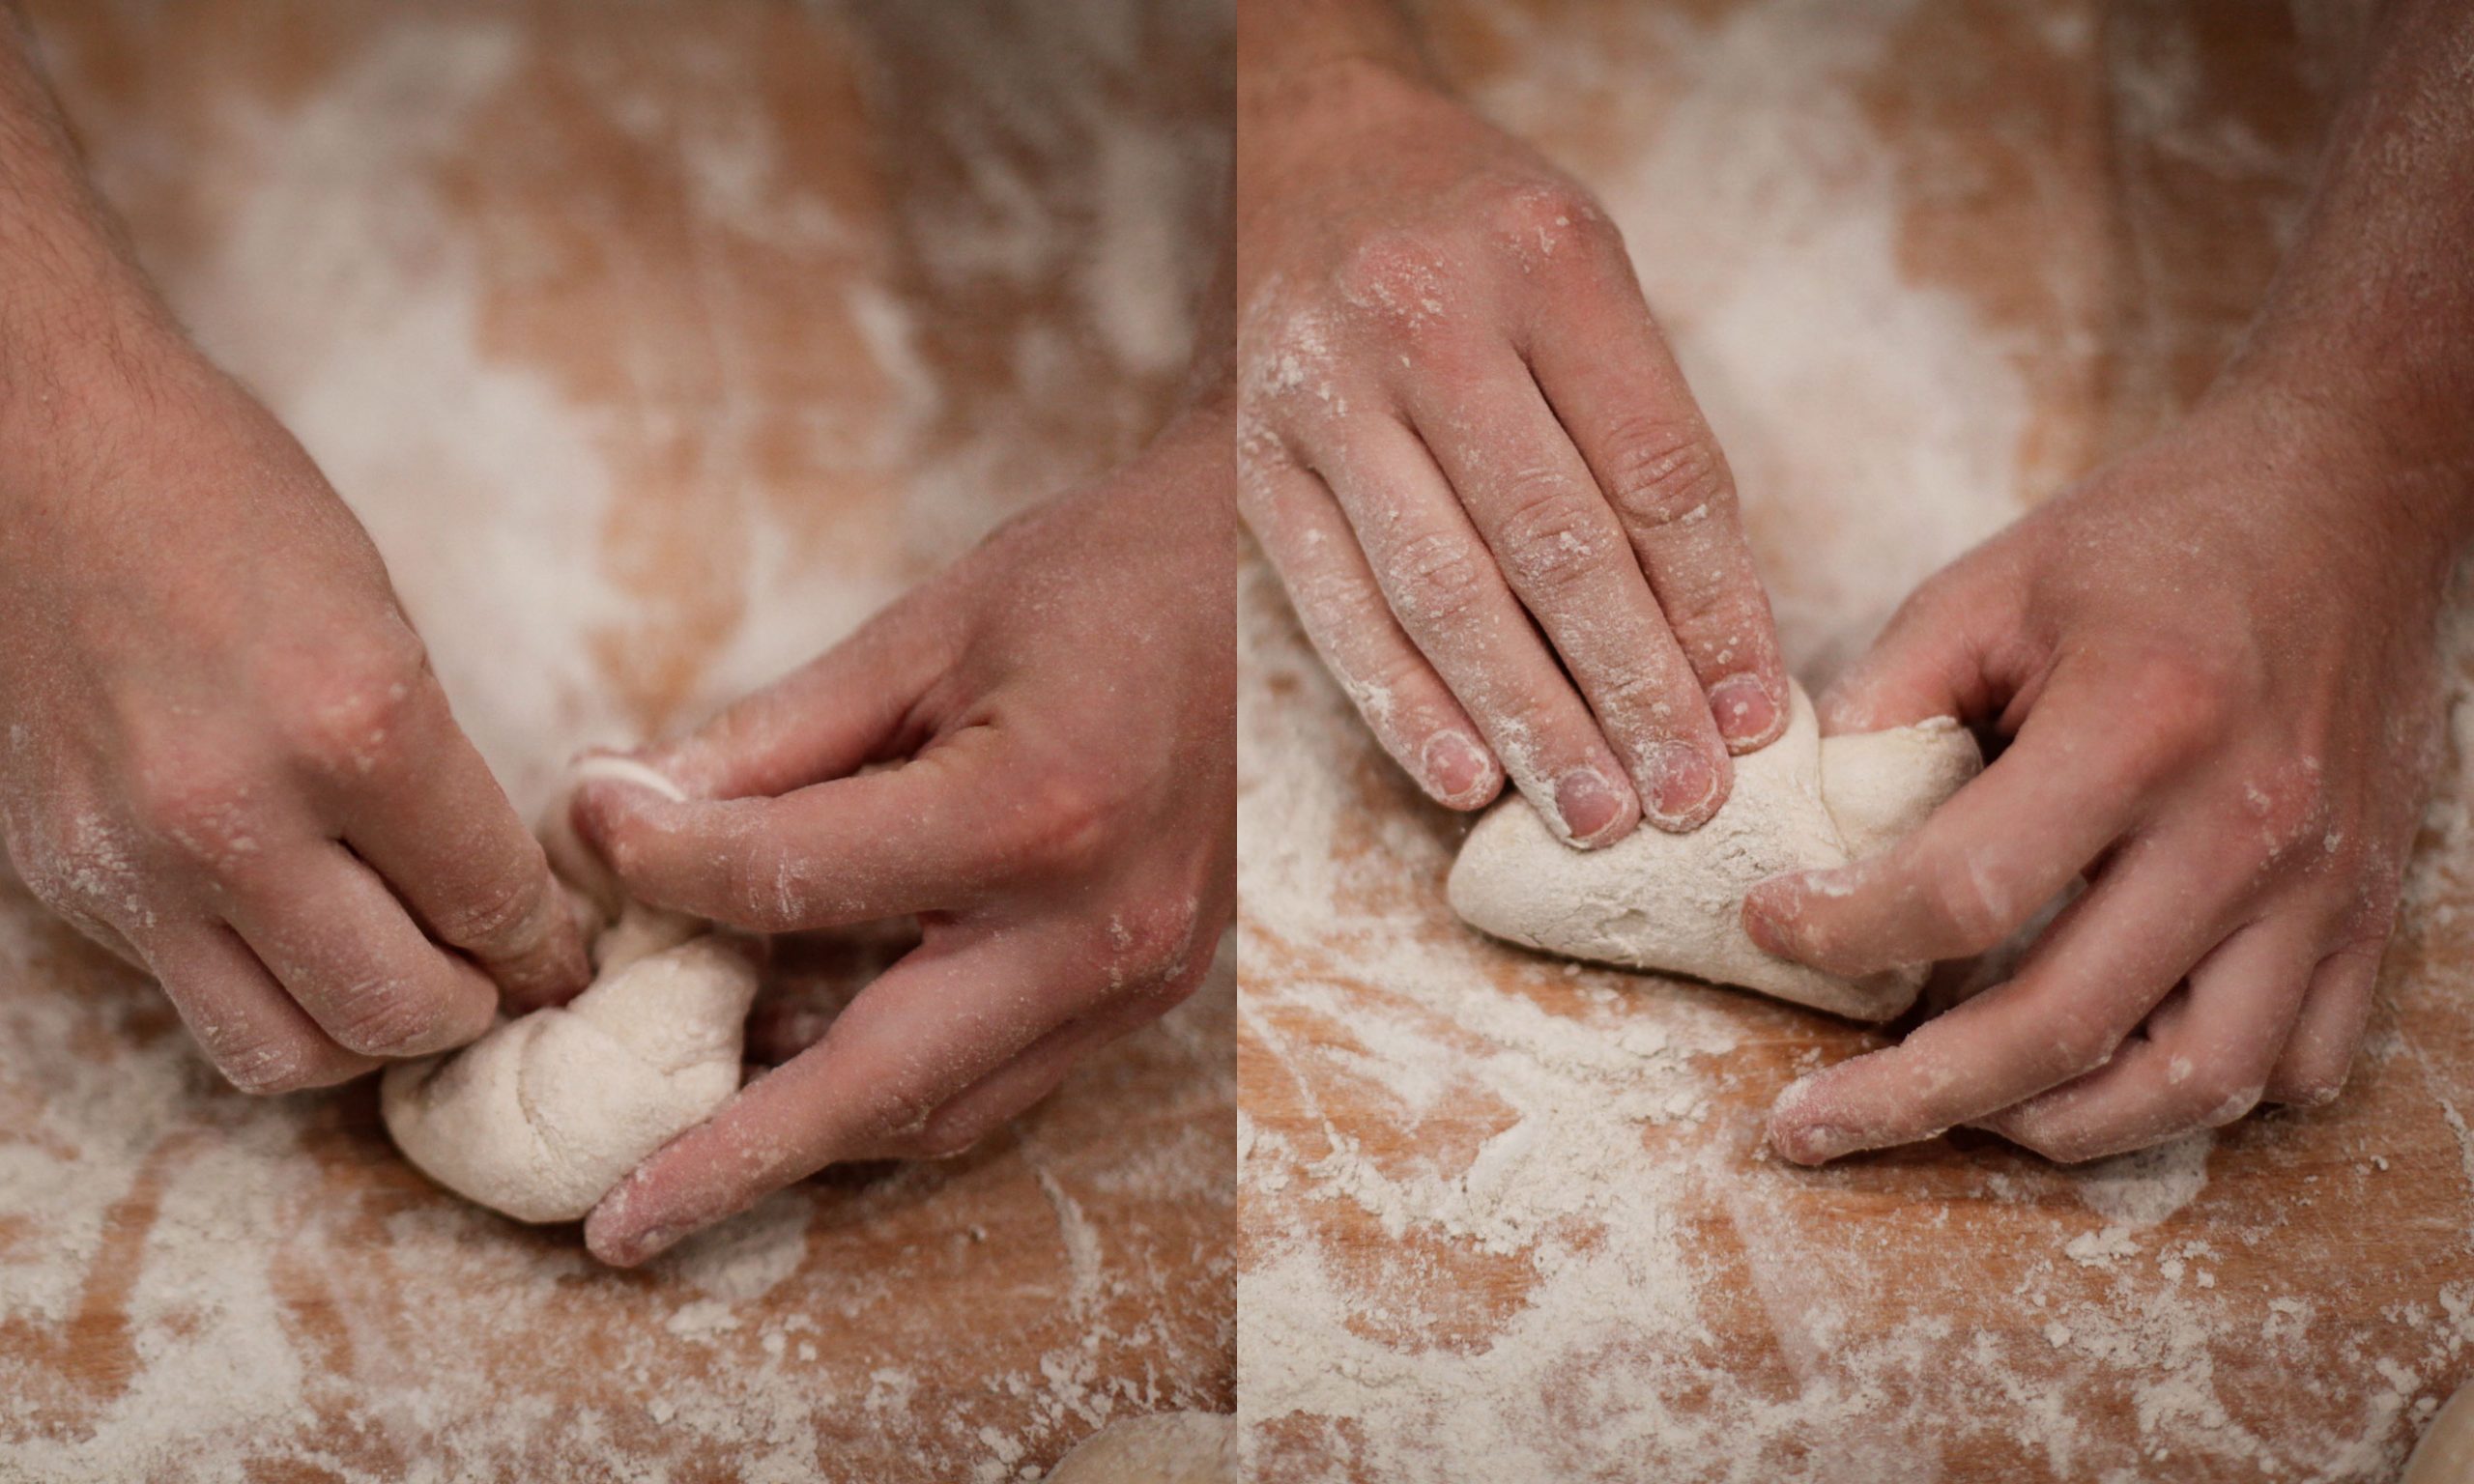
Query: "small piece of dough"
382 929 758 1222
383 759 750 1224
1447 683 1980 1020
1044 1413 1236 1484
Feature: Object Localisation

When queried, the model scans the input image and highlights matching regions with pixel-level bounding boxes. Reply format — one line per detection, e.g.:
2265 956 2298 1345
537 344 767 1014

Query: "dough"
382 763 755 1224
1044 1413 1236 1484
2405 1379 2474 1484
1447 683 1979 1021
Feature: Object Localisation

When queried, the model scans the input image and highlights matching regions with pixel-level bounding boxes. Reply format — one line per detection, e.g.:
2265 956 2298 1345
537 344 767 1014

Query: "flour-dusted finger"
1767 825 2243 1164
577 727 1026 931
219 840 502 1059
1243 452 1502 808
1742 662 2192 978
854 942 1216 1162
637 602 953 804
1400 349 1728 829
1811 557 2023 736
327 686 589 1012
1517 210 1788 756
1980 911 2320 1162
583 922 1090 1265
137 919 378 1094
2264 942 2386 1106
1311 414 1637 845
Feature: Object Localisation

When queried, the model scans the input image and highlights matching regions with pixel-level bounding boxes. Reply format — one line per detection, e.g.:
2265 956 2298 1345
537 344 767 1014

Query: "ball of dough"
1045 1412 1236 1484
1447 683 1980 1021
381 920 759 1224
2405 1378 2474 1484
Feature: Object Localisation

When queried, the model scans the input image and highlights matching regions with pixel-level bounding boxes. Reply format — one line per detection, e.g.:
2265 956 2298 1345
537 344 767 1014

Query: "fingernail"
1422 731 1491 804
1741 891 1791 956
1780 1123 1857 1164
1554 768 1625 843
1644 744 1720 827
1710 674 1780 748
593 1219 682 1268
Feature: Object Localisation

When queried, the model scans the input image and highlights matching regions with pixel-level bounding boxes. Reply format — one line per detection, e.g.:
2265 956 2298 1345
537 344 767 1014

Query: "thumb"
639 606 947 803
1815 559 2014 736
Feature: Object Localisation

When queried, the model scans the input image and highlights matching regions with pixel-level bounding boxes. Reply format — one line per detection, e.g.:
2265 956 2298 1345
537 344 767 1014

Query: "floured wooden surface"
1237 3 2474 1480
0 3 1232 1479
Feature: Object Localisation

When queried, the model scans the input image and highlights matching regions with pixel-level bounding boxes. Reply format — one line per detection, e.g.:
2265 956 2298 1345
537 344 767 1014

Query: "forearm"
2221 0 2474 554
0 5 174 444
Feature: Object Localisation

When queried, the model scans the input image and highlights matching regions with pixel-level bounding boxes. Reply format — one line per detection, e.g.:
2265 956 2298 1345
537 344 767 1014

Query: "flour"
0 3 1232 1479
1238 2 2467 1479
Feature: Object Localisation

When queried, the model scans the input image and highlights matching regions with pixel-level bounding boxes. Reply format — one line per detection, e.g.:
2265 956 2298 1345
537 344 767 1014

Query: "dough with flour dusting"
1044 1412 1236 1484
382 761 755 1223
1448 683 1979 1020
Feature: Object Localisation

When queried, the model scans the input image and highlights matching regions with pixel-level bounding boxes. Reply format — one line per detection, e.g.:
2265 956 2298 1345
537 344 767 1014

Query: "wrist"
2195 371 2474 596
0 265 187 461
1236 54 1447 257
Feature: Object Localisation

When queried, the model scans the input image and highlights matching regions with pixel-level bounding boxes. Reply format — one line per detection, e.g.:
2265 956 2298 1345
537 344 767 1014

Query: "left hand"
1742 385 2457 1165
570 408 1234 1264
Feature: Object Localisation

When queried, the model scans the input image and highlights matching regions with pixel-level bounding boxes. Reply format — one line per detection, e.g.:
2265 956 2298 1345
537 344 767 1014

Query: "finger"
1310 414 1638 845
1242 453 1503 808
1979 911 2320 1162
328 691 589 1011
577 728 1018 932
637 606 949 802
1518 229 1788 755
1767 825 2239 1163
2264 941 2385 1106
136 919 379 1094
851 1005 1132 1162
1813 565 2017 735
1398 350 1728 828
1742 663 2167 978
219 841 502 1057
584 923 1092 1265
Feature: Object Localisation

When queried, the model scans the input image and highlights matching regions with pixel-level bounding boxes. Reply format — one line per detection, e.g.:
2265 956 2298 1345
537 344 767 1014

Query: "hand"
1742 387 2457 1164
1238 58 1787 846
572 408 1235 1265
0 338 590 1094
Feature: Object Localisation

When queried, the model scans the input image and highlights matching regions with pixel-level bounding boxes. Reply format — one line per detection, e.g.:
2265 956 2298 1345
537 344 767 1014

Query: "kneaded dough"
1447 683 1979 1021
382 762 753 1224
2404 1378 2474 1484
1045 1413 1236 1484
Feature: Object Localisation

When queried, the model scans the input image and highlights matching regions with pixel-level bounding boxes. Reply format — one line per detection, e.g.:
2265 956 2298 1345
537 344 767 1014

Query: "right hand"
1238 58 1788 845
0 331 589 1094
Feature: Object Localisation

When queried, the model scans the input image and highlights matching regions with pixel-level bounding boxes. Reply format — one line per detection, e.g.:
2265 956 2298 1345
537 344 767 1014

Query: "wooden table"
1237 3 2474 1479
0 4 1233 1480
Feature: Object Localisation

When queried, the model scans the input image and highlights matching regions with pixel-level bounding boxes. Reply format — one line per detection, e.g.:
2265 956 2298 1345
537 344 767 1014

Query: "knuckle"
716 844 815 932
431 868 547 955
1102 899 1206 988
1007 770 1113 875
1385 531 1494 630
1487 476 1613 595
279 638 432 776
1333 229 1454 328
1600 420 1734 530
1483 180 1612 261
326 980 449 1057
129 764 260 867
